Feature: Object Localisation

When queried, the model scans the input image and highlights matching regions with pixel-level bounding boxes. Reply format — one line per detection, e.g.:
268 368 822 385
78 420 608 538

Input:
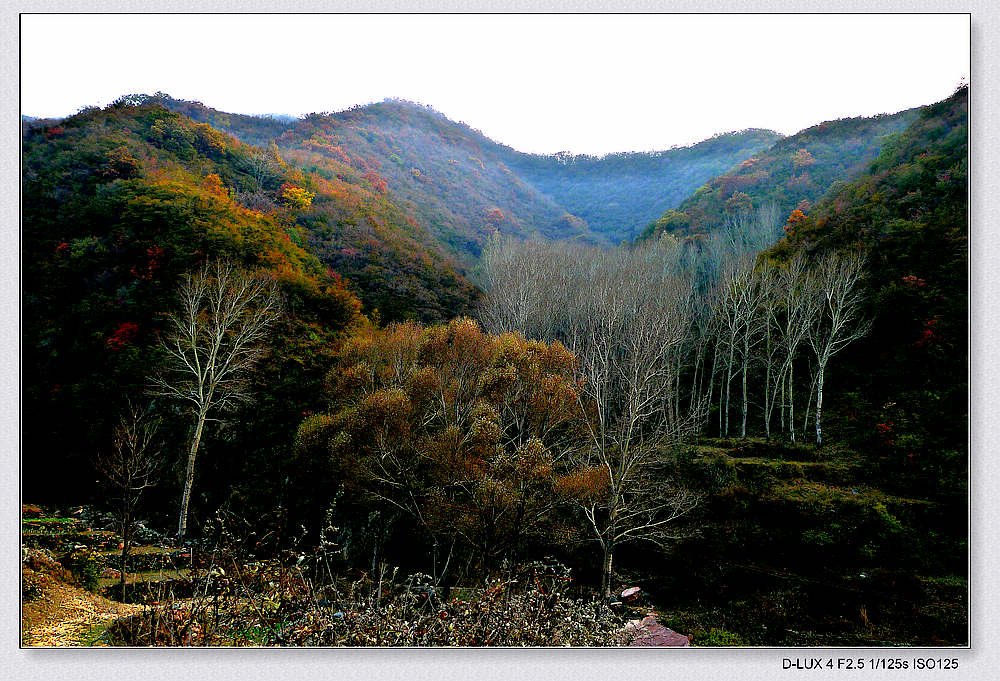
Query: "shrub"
692 627 746 646
67 548 104 592
22 547 74 583
22 568 44 602
315 563 628 647
106 554 628 647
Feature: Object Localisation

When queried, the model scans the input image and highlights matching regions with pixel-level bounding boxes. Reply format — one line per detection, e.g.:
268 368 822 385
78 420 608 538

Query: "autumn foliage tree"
296 318 588 579
279 183 316 210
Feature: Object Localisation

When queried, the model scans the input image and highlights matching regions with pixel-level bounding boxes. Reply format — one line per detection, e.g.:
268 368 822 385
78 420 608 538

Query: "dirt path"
22 573 143 647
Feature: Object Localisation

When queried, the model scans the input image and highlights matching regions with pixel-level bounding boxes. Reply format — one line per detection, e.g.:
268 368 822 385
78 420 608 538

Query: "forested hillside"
60 97 478 323
300 99 598 255
20 97 470 511
773 84 968 498
640 105 922 240
644 86 968 647
152 94 783 257
154 95 597 263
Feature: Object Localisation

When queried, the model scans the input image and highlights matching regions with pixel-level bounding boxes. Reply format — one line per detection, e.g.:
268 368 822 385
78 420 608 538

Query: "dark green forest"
22 87 967 647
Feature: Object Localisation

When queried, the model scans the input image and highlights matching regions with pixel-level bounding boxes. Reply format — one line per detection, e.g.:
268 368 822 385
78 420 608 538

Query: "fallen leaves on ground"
22 570 142 647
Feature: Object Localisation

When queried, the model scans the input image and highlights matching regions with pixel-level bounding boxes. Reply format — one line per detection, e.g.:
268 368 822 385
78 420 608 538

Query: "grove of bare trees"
480 235 709 596
478 207 870 593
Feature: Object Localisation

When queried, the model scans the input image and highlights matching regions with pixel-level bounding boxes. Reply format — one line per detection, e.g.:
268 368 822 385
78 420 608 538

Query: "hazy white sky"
21 13 969 155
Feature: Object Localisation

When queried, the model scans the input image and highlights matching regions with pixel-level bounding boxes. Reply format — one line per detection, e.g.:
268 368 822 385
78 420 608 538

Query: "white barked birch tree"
151 261 281 538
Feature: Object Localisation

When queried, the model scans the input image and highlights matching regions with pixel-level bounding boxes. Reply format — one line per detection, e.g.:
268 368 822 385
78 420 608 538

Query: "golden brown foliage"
297 318 588 567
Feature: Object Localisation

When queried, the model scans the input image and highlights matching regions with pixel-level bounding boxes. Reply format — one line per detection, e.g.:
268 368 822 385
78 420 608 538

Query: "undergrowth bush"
691 627 745 646
22 568 44 602
104 511 626 646
67 547 104 592
305 562 628 646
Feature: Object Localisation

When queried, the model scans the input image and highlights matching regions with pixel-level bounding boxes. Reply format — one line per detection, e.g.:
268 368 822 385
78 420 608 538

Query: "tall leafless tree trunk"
712 205 783 438
764 253 822 443
806 251 871 446
735 267 768 438
151 261 281 538
719 286 739 438
761 269 778 438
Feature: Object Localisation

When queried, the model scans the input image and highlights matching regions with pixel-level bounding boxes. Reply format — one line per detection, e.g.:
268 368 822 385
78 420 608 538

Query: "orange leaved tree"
296 318 587 579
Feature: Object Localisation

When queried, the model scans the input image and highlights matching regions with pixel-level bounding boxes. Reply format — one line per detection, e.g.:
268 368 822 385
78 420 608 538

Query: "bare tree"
783 254 823 443
759 264 783 437
151 261 281 538
95 403 161 599
480 238 707 597
577 246 706 597
735 266 769 438
761 253 823 442
477 231 542 337
711 204 783 437
806 251 871 446
715 264 743 437
718 203 783 257
245 141 283 189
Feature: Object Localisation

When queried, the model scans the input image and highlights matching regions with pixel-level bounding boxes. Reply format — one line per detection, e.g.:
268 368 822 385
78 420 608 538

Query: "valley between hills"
22 85 967 647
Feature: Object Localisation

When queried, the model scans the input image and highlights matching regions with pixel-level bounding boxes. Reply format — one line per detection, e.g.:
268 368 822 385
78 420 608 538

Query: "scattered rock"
22 547 73 583
625 613 690 647
621 586 642 602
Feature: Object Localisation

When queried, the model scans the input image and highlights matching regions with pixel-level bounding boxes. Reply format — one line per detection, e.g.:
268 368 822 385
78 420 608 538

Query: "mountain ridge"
139 94 785 251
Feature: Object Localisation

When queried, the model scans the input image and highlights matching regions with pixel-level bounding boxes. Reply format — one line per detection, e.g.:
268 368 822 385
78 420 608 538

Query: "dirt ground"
22 568 142 647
